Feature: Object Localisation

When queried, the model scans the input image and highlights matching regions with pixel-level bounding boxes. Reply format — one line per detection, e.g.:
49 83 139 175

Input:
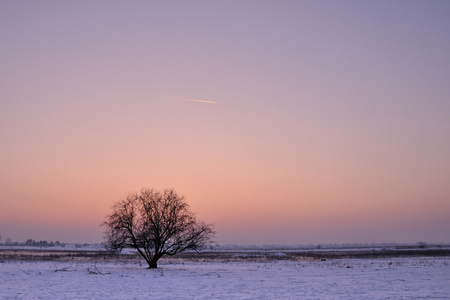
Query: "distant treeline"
24 239 64 247
0 238 66 247
0 239 96 249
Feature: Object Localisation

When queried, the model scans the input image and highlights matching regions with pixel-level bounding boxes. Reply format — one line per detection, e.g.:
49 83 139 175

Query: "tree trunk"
147 260 158 269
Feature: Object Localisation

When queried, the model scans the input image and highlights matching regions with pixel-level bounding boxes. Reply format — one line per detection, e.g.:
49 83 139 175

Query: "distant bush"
417 242 428 249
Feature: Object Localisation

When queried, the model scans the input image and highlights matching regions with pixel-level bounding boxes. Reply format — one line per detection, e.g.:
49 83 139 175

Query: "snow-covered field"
1 256 449 299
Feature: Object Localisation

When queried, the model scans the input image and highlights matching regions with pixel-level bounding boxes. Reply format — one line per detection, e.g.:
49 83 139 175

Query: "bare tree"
103 188 214 268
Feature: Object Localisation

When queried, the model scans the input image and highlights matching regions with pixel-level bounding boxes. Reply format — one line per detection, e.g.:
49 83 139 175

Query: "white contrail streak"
184 98 218 104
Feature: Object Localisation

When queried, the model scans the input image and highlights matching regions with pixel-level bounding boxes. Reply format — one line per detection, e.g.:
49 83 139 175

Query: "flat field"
1 247 449 299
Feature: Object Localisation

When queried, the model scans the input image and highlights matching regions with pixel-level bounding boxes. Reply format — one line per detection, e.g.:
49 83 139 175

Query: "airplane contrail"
184 98 218 104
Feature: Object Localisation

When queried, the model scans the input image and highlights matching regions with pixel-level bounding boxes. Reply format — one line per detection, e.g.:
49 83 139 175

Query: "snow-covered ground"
1 257 449 299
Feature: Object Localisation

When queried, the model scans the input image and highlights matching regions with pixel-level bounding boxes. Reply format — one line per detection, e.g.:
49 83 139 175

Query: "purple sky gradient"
1 1 449 244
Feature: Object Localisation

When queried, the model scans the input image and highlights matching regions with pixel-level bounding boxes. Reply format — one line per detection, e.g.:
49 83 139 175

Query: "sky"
1 1 449 245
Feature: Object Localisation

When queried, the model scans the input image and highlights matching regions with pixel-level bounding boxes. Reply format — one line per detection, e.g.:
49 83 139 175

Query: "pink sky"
1 1 449 244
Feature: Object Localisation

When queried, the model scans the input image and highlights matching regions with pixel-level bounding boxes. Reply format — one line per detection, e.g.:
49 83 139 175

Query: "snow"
1 257 449 299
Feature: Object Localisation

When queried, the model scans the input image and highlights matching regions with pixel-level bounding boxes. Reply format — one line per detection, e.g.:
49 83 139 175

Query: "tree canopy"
104 188 214 268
